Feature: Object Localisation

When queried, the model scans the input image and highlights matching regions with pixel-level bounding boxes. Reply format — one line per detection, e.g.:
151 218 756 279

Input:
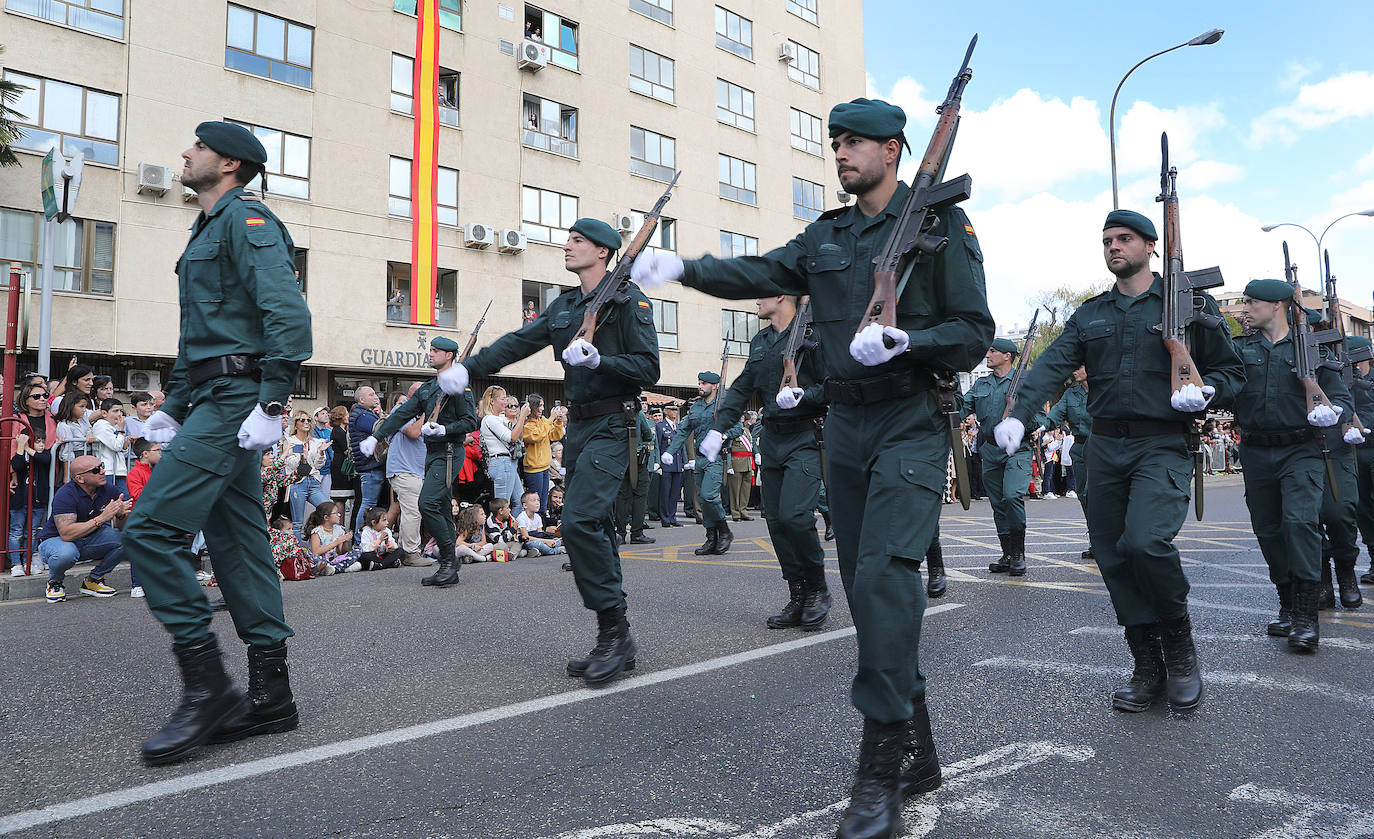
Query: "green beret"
1243 279 1294 303
1347 336 1372 353
698 371 721 384
431 336 460 352
990 338 1019 356
1103 209 1157 241
1302 307 1323 324
195 121 267 165
570 218 621 252
828 98 910 150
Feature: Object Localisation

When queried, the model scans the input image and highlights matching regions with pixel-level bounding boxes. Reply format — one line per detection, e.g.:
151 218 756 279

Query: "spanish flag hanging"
409 0 440 325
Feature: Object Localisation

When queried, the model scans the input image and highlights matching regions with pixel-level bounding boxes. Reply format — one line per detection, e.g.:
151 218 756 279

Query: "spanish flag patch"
245 218 266 226
638 299 651 308
964 223 976 237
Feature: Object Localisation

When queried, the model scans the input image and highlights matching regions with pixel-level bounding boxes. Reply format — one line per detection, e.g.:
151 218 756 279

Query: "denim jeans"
39 525 125 583
105 475 128 496
290 476 330 544
526 538 561 556
520 468 550 514
8 505 48 568
488 456 523 508
356 469 385 536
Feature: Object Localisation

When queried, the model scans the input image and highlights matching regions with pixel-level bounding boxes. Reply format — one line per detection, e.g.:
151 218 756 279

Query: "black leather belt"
1240 428 1318 447
763 414 824 435
1091 419 1189 438
568 393 639 421
824 368 934 406
187 354 260 388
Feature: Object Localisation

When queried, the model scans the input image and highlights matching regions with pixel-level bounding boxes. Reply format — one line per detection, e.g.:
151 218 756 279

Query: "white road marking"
0 604 966 836
1229 783 1374 838
1070 625 1374 651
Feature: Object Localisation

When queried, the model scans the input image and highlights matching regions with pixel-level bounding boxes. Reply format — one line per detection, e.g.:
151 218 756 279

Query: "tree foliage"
0 45 29 168
1026 281 1112 360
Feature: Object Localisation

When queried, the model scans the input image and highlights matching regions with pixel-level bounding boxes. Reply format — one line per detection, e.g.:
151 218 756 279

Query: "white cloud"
865 73 938 132
1281 61 1317 90
1115 101 1226 176
1249 71 1374 146
1356 147 1374 174
1180 160 1244 189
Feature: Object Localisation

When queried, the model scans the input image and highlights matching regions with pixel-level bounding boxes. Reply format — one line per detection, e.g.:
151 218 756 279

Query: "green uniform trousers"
647 471 661 519
1086 434 1192 627
124 376 291 647
1073 436 1090 521
759 429 825 582
1318 445 1359 565
982 450 1030 535
827 394 946 724
615 459 651 534
1239 442 1324 585
1356 446 1374 563
693 459 728 529
563 414 631 612
418 449 459 547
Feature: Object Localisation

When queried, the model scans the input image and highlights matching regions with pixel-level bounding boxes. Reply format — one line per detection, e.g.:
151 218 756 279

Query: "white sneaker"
344 560 364 573
1044 493 1057 499
195 570 213 584
10 565 25 577
1065 490 1078 499
130 586 145 598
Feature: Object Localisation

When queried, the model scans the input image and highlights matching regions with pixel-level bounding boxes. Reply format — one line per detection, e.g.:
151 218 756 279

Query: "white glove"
699 429 724 462
142 410 182 444
661 453 674 467
1170 383 1216 413
994 417 1026 457
728 468 735 474
236 406 283 451
776 387 804 410
630 251 684 290
359 436 378 458
1343 426 1368 444
421 422 446 438
686 459 696 470
437 363 469 396
1308 404 1342 427
562 339 600 369
849 323 909 366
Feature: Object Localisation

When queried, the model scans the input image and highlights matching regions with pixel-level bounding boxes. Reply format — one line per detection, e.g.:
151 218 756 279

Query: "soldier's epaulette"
1084 289 1112 304
816 207 848 221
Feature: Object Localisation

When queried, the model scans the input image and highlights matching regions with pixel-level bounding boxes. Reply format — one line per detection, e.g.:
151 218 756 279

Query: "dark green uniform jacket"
1232 332 1352 432
1046 384 1091 437
713 319 827 432
371 380 480 458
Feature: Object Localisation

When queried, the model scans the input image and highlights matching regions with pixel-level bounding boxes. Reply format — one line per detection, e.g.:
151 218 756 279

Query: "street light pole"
1261 209 1374 320
1109 28 1223 209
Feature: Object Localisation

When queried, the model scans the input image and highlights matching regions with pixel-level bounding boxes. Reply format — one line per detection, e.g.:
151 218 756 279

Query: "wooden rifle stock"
1157 133 1207 394
779 298 813 393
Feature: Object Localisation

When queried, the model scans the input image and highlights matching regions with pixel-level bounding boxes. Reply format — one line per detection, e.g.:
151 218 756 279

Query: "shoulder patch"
963 223 976 237
245 218 266 226
637 299 650 308
817 207 848 221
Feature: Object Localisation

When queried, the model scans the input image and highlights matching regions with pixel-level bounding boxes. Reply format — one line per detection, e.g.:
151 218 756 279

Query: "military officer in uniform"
359 336 480 587
1348 337 1374 585
655 404 685 527
615 404 657 544
1233 280 1353 653
994 210 1243 712
1045 366 1092 557
963 338 1032 576
663 373 741 556
634 98 994 839
1316 333 1367 610
438 218 659 687
127 122 312 765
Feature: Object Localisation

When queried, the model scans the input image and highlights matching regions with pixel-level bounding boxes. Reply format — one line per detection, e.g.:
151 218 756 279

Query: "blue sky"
862 0 1374 328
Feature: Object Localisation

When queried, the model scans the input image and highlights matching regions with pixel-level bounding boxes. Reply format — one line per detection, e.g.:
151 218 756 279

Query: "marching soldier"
1233 282 1354 652
615 403 657 544
437 218 660 687
1350 337 1374 586
1045 366 1092 557
359 337 480 587
963 338 1032 576
663 373 741 556
1316 333 1367 610
994 210 1243 712
727 415 756 521
634 98 994 839
127 122 312 765
655 404 685 527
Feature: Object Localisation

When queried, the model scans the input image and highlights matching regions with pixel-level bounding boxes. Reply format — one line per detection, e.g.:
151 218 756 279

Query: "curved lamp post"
1261 209 1374 319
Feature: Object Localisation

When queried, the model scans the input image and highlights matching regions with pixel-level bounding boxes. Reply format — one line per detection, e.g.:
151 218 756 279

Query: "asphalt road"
3 476 1372 839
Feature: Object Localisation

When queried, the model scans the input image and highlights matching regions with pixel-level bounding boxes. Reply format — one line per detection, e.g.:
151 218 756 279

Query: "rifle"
571 172 680 353
1284 242 1343 498
999 308 1040 425
1321 251 1370 442
859 34 978 348
778 297 814 394
428 298 492 425
1155 132 1224 520
712 338 729 426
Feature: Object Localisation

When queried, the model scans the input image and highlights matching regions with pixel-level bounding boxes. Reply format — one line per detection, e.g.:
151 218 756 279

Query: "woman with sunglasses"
8 384 56 576
284 411 330 545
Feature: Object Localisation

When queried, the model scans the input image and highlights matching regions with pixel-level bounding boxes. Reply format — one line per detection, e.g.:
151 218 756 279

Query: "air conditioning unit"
611 212 634 234
137 163 173 196
497 228 527 254
464 222 495 249
125 369 162 392
777 42 797 63
182 185 198 202
517 39 548 71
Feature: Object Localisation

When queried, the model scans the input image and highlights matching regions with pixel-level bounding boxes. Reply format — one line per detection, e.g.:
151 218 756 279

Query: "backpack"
280 550 315 581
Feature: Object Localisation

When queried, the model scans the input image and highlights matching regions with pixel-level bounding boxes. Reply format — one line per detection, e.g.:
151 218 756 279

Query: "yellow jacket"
520 415 565 472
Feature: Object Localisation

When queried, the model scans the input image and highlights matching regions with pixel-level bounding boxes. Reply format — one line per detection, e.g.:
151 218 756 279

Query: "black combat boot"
821 509 834 541
798 568 832 630
1288 581 1320 653
693 526 718 556
766 579 806 628
1362 565 1374 586
989 533 1011 573
1158 612 1202 710
1081 548 1095 560
1266 583 1293 637
1334 558 1363 609
211 642 299 743
141 636 250 766
1112 624 1166 712
925 541 946 599
1007 529 1028 577
579 606 637 687
836 717 907 839
424 541 461 588
899 695 941 798
1319 557 1336 610
712 521 734 555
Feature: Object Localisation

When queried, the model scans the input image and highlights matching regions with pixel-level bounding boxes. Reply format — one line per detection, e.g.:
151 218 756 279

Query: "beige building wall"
0 0 865 405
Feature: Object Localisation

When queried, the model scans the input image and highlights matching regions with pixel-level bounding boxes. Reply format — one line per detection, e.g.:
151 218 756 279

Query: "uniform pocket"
884 455 946 560
184 241 223 303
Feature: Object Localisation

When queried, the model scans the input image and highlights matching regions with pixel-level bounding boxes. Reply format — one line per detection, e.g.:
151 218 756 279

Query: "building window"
629 45 674 104
628 210 675 254
651 298 678 350
391 55 460 127
718 154 756 205
522 279 569 319
722 308 759 356
387 262 457 327
227 121 310 200
389 157 459 224
629 0 672 26
0 208 113 294
786 40 820 91
522 186 577 244
786 0 817 25
3 71 119 165
225 5 313 88
522 94 578 158
393 0 461 31
715 79 754 132
792 177 824 222
714 7 753 60
630 126 675 183
293 248 308 294
719 230 758 259
7 0 124 38
790 108 823 156
524 5 579 72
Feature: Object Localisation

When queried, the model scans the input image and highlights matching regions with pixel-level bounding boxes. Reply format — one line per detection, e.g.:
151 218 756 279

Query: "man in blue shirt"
39 455 132 603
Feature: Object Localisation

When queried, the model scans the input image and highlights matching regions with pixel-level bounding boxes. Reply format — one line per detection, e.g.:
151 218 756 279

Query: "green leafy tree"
1026 281 1112 360
0 45 29 168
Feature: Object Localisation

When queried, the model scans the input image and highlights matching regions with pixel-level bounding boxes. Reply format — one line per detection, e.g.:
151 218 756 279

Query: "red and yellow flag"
409 0 441 325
